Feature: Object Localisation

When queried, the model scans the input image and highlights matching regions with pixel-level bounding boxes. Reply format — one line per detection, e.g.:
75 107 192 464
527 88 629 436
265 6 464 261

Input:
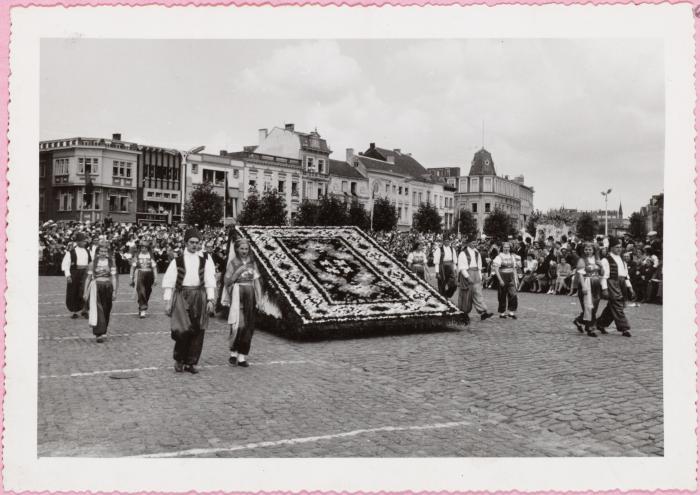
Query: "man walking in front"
61 231 91 319
597 237 635 337
457 236 494 324
432 238 459 298
163 228 217 374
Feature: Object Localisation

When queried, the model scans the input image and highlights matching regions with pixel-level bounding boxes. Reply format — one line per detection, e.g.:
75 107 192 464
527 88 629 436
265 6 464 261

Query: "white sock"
230 351 238 359
238 354 247 362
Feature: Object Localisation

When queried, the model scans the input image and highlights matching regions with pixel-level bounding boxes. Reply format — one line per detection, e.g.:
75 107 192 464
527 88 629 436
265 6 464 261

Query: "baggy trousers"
597 277 631 332
66 267 89 313
170 287 209 365
458 268 488 315
136 270 155 311
438 261 457 298
497 272 518 313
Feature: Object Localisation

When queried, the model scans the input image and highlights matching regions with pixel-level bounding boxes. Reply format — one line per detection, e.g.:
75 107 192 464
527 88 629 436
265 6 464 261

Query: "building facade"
452 148 534 234
639 193 664 233
184 151 245 223
328 159 370 208
137 143 184 224
39 135 140 223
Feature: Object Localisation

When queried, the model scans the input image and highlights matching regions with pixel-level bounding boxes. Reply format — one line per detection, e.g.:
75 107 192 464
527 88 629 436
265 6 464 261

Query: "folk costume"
407 249 429 281
574 256 602 337
432 244 458 297
598 247 634 337
131 245 158 317
492 251 518 317
162 229 217 373
456 242 493 322
84 248 117 342
222 242 262 367
61 232 91 318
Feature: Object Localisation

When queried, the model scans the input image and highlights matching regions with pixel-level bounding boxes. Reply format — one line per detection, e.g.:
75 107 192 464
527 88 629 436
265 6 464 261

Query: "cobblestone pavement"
38 274 663 457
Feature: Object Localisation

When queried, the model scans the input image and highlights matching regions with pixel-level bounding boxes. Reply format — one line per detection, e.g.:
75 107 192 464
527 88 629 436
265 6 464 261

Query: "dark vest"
439 246 456 265
464 248 480 267
175 255 206 289
69 247 92 267
606 255 626 279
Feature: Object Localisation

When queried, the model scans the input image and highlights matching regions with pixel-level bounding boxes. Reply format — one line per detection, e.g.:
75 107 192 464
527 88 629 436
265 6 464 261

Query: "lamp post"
601 188 612 237
370 181 379 231
179 145 205 224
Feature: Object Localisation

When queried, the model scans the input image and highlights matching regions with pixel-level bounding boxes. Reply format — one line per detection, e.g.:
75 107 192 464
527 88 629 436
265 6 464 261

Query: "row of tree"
525 208 661 241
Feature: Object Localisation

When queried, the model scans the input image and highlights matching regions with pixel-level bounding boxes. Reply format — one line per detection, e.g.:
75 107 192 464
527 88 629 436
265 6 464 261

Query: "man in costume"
61 231 91 319
432 238 458 298
456 236 494 324
162 228 217 374
597 237 635 337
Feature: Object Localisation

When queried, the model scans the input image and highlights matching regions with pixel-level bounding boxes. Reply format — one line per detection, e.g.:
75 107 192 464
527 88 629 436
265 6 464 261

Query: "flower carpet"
236 226 463 334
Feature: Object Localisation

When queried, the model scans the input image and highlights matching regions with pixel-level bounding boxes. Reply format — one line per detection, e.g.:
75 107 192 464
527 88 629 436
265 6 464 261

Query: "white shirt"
432 245 456 267
162 250 216 301
600 254 632 290
61 247 90 277
457 248 482 275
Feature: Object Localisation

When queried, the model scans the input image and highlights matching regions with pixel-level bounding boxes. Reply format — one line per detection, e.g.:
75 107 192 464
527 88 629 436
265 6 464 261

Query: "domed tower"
469 148 496 176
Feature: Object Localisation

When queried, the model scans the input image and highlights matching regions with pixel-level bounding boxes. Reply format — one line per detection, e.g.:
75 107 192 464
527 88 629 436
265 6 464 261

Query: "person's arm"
161 259 177 303
224 259 246 288
492 255 504 286
406 252 414 266
204 257 216 302
432 248 440 268
111 259 119 299
600 258 610 296
62 251 72 279
457 252 469 280
129 260 137 286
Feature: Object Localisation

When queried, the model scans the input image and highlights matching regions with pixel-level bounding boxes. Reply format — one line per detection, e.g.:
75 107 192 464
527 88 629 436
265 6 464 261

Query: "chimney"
112 133 122 141
369 142 376 150
258 128 268 145
393 148 401 154
284 123 295 132
219 150 228 156
346 148 355 164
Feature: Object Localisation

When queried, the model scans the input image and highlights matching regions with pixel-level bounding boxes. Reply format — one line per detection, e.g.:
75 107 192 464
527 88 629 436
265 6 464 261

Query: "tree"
183 182 223 227
483 208 515 241
294 199 320 226
371 197 398 232
576 212 596 240
628 212 647 240
413 201 443 234
347 199 370 230
318 195 349 226
258 188 288 225
237 192 261 226
525 211 541 238
454 208 478 239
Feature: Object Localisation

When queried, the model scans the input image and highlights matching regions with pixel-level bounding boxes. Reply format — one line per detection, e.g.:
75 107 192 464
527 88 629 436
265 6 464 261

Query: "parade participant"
61 231 92 319
597 238 635 337
162 228 217 374
84 240 118 343
407 240 429 281
224 239 263 368
492 241 518 319
130 239 158 318
573 242 602 337
432 239 458 297
456 236 494 323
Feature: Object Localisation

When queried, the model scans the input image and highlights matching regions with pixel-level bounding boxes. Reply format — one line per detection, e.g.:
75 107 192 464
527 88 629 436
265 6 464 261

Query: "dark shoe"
573 319 584 333
237 360 249 368
480 312 494 321
508 313 517 320
464 315 471 325
81 312 89 319
586 330 598 337
598 328 608 335
71 313 79 319
622 331 632 337
174 362 184 373
95 335 105 343
499 314 508 319
185 365 199 374
228 356 238 366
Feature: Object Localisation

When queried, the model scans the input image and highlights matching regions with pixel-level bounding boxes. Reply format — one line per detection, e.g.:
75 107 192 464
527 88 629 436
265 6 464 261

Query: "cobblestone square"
38 274 663 457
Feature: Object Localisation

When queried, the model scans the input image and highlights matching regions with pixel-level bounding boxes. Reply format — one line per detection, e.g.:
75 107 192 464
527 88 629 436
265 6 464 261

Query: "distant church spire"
618 202 623 219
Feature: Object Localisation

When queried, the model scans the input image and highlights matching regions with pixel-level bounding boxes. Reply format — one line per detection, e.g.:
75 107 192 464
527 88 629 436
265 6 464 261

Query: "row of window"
305 156 326 174
248 179 300 196
340 181 358 195
49 190 133 213
52 157 136 179
145 191 179 200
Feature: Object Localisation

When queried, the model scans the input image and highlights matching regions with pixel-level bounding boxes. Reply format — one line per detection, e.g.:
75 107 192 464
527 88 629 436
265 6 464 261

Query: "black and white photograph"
4 4 697 493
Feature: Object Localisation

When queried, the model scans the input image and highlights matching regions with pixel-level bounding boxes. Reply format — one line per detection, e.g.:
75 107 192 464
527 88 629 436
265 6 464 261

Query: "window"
484 177 493 193
472 203 478 213
203 169 214 183
112 160 133 178
191 164 198 174
78 157 100 175
398 186 402 195
248 180 257 192
317 184 324 198
418 192 423 203
306 157 315 172
318 159 325 174
39 163 45 178
405 187 409 196
264 179 272 192
485 203 491 213
291 182 299 197
392 185 396 194
39 191 45 212
278 180 285 193
350 182 357 196
53 158 69 176
215 171 225 186
470 178 479 192
342 181 348 193
385 184 390 194
58 192 72 211
233 169 239 179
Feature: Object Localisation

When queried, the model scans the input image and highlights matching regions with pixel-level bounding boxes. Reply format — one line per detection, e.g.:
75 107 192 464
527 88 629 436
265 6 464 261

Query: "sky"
40 38 664 213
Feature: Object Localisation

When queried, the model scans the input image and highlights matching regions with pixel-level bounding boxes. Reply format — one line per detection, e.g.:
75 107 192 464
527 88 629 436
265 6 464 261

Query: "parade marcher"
84 240 118 343
432 239 458 297
456 236 494 323
573 242 602 337
61 231 92 319
162 228 217 374
597 238 635 337
130 239 158 318
223 238 263 368
492 241 518 319
407 240 429 281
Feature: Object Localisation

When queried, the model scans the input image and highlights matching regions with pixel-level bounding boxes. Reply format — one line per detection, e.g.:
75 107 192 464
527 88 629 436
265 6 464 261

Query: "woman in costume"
130 239 158 318
492 241 519 319
406 240 428 281
224 239 262 368
573 242 602 337
84 240 118 343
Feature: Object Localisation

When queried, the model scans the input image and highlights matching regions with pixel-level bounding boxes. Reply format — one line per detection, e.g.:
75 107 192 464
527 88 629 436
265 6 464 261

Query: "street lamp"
601 188 612 237
179 146 205 223
370 181 379 231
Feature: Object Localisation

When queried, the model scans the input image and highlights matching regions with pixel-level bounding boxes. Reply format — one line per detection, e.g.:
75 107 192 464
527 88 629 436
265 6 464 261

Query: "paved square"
38 274 663 457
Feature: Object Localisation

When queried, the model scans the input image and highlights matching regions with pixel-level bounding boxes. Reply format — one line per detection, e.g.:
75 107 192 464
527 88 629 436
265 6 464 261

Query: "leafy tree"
183 182 223 227
576 212 597 240
318 195 349 226
454 208 478 239
258 188 288 225
294 199 320 226
483 208 515 241
371 197 397 232
237 192 261 226
413 201 443 234
628 212 647 240
525 212 540 238
347 199 370 230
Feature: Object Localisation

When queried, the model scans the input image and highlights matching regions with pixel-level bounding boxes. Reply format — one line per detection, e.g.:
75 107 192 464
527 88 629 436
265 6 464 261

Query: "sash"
88 280 98 327
582 277 593 321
